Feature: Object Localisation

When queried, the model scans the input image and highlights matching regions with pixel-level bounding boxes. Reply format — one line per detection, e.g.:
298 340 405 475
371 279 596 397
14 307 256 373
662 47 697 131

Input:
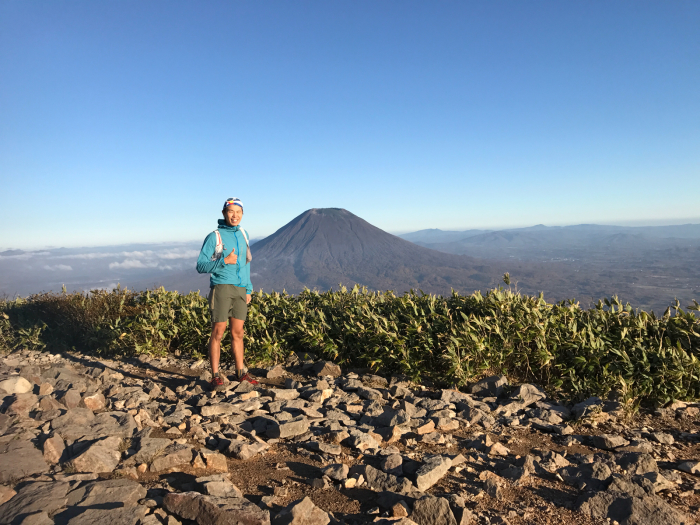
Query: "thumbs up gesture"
224 248 238 265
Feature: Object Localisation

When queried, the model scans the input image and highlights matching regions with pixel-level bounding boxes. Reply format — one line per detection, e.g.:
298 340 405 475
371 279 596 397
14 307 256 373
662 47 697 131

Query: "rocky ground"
0 349 698 525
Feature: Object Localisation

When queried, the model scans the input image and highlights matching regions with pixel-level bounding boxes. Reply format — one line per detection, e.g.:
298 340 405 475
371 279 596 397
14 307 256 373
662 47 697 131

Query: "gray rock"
305 441 342 456
484 478 502 500
676 460 700 475
128 437 172 465
313 361 341 378
617 453 659 476
375 408 411 427
509 384 546 407
70 436 122 473
150 443 195 472
0 440 49 483
381 454 403 476
571 397 602 419
411 496 457 525
228 441 268 460
0 481 70 524
357 386 383 401
469 375 507 397
61 506 147 525
415 455 452 492
322 463 349 481
272 496 329 525
17 510 53 525
42 433 66 464
6 393 38 416
164 491 271 525
590 434 629 450
359 465 414 493
0 376 33 394
650 432 674 445
266 416 310 439
74 479 147 507
559 461 612 491
577 491 688 525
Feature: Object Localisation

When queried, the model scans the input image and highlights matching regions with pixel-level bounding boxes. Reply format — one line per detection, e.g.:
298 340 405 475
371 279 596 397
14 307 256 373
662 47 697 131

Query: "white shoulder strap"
239 227 250 245
214 230 223 248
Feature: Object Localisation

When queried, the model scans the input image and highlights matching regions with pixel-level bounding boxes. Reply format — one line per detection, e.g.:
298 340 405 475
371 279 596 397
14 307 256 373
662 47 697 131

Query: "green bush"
1 285 698 405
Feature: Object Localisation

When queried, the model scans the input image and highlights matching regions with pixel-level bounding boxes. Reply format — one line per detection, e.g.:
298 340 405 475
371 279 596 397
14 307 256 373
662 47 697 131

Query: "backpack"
211 228 252 264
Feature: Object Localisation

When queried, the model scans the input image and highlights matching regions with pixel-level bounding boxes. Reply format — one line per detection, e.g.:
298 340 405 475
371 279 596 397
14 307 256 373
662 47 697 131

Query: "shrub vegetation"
1 282 699 405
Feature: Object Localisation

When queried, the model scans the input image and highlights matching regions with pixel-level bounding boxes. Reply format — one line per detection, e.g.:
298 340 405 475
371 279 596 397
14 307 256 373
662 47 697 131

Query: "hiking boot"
238 372 259 385
209 376 226 391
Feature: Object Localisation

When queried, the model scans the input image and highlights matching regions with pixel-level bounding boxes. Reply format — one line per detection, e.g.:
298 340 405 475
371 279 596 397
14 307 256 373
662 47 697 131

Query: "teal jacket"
196 220 253 293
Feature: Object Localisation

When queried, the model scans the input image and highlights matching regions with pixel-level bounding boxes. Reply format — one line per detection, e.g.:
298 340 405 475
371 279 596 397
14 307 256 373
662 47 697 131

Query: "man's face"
223 205 243 227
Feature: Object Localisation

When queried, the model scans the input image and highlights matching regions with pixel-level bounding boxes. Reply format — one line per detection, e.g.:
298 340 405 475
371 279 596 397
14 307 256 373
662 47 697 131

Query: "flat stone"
411 495 457 525
228 441 269 461
313 361 341 378
305 441 342 456
6 393 38 416
470 375 507 397
272 496 329 525
264 389 300 401
590 434 629 450
0 440 49 482
360 465 413 493
267 416 310 439
75 478 147 507
62 506 147 525
0 481 70 524
577 491 688 525
650 432 674 445
201 403 240 417
70 436 122 473
0 376 33 394
376 408 410 427
617 453 659 476
415 456 452 492
150 443 195 472
128 437 171 465
164 491 271 525
676 460 700 475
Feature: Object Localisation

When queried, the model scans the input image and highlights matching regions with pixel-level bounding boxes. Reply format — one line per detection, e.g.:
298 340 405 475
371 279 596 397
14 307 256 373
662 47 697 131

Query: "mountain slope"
252 208 508 294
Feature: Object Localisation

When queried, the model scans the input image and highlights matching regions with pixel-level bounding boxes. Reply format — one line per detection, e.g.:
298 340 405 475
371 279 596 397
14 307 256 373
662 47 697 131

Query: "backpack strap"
214 230 223 250
239 228 252 264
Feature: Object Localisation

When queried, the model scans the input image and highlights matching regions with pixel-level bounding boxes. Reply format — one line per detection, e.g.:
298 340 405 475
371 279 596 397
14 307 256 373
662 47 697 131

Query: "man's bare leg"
230 317 245 375
209 322 228 375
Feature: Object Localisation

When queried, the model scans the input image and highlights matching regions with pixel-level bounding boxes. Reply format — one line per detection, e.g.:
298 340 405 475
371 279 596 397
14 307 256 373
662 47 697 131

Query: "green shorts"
208 284 248 323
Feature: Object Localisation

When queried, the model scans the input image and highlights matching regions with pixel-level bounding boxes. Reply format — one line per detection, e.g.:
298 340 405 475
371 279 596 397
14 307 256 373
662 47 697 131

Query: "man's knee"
211 323 227 341
230 325 244 341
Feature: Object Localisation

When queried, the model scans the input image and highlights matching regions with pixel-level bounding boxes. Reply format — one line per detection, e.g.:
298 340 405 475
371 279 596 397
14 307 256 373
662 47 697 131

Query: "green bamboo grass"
2 284 698 405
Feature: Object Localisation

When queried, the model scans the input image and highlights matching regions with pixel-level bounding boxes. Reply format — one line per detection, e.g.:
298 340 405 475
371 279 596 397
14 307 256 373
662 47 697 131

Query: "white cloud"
1 251 51 259
43 264 73 271
109 259 159 270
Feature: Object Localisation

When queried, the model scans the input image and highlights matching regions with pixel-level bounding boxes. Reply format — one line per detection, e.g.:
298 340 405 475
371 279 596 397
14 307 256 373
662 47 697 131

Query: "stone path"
0 348 699 525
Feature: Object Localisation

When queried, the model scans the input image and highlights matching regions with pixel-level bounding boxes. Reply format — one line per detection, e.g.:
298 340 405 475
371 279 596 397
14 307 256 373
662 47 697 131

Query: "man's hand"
246 294 251 304
224 249 237 265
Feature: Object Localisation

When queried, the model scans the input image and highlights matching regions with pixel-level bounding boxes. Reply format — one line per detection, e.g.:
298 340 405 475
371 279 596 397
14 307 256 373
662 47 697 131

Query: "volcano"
251 208 507 294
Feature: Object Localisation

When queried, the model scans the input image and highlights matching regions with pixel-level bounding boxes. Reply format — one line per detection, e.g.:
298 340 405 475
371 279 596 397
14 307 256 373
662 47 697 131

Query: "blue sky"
1 1 698 249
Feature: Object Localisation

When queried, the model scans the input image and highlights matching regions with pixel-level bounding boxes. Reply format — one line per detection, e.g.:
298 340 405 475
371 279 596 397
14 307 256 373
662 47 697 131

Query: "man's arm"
196 233 225 274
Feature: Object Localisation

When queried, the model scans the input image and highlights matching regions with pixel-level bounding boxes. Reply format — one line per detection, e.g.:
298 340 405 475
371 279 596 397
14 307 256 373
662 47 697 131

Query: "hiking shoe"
209 376 226 391
238 373 259 385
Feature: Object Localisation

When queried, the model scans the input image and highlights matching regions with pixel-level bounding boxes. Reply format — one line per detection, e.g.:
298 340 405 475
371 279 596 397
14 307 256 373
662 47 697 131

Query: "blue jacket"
196 219 253 293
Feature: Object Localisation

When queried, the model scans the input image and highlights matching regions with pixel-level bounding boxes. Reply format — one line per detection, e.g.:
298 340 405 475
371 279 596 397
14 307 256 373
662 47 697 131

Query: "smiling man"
196 197 257 390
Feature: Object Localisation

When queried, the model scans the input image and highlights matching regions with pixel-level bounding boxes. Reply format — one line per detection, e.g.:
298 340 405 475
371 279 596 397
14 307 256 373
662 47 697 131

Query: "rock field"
0 348 699 525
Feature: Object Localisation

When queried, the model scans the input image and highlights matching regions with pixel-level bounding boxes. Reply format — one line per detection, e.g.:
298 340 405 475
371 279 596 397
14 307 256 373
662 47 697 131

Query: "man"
196 197 258 390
